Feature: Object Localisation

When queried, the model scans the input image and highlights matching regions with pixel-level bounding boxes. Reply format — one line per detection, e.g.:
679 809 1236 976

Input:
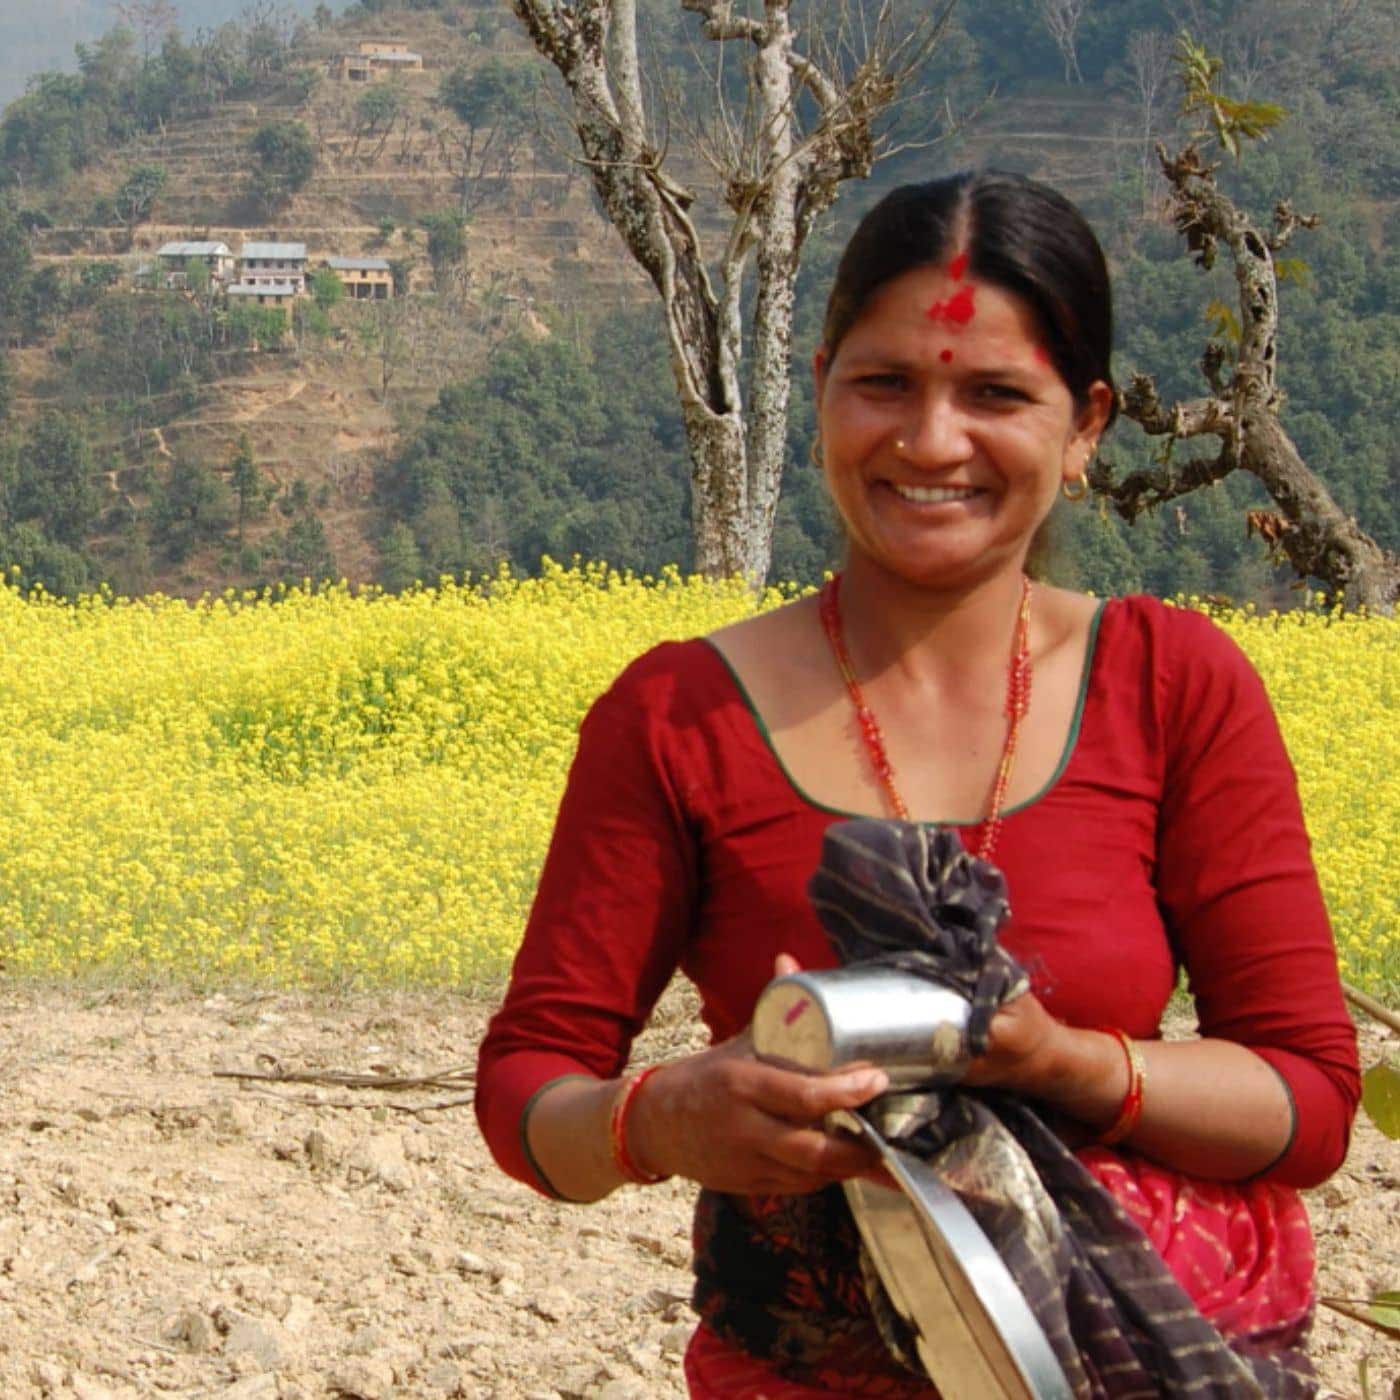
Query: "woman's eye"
856 373 907 391
978 382 1031 403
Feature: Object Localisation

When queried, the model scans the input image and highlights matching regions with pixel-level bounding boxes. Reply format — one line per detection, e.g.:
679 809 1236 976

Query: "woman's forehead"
839 267 1044 353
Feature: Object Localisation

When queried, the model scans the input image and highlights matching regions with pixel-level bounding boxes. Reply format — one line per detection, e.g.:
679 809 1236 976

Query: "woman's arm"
967 607 1357 1185
963 994 1294 1179
477 648 889 1200
524 1028 889 1202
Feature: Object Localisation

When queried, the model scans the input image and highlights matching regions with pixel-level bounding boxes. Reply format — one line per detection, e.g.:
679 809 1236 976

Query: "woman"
475 172 1359 1396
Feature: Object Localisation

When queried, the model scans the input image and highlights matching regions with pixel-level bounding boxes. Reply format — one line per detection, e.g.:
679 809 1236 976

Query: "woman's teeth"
891 484 980 504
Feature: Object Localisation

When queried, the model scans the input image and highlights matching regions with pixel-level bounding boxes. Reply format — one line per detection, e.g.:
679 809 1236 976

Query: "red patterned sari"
685 1148 1317 1398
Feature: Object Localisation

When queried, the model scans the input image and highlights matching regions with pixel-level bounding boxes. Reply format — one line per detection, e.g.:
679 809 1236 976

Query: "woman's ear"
1076 380 1114 442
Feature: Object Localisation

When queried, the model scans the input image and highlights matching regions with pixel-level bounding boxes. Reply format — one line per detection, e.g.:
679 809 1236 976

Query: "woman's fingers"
741 1057 888 1122
630 1040 887 1193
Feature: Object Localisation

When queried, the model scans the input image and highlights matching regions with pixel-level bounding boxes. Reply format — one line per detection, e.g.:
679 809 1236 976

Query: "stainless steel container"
751 967 972 1088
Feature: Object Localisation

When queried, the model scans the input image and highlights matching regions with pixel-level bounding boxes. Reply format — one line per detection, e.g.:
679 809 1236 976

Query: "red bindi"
939 348 954 363
927 284 976 327
947 251 969 282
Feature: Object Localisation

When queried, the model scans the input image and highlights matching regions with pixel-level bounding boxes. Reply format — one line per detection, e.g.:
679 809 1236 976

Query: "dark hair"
822 170 1117 424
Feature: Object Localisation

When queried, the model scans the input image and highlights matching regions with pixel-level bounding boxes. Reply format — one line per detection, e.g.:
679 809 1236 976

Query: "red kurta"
476 596 1359 1191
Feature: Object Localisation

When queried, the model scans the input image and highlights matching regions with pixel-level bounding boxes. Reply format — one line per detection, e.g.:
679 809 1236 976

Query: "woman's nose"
896 395 972 467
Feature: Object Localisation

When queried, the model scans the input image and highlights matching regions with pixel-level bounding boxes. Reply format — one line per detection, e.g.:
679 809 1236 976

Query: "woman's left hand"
959 990 1085 1103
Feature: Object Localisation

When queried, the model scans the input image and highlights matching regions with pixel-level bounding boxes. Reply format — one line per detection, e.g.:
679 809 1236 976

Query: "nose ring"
894 439 908 454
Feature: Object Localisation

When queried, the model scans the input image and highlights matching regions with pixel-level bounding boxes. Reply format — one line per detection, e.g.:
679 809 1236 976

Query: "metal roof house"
239 242 309 292
155 240 234 286
325 255 394 299
333 40 425 82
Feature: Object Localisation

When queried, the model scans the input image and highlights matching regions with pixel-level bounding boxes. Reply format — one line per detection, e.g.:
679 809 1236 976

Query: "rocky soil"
0 984 1395 1400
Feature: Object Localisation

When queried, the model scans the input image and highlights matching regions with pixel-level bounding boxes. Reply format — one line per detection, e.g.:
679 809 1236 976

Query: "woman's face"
815 260 1111 591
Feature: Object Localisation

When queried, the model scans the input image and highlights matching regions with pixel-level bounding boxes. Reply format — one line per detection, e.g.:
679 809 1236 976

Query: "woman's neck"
835 556 1034 688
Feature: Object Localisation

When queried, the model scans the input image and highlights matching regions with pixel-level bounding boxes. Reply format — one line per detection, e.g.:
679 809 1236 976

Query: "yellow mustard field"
0 564 1394 996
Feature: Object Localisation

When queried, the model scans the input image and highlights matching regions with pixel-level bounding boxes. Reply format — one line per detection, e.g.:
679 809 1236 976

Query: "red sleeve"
474 645 700 1194
1153 607 1359 1187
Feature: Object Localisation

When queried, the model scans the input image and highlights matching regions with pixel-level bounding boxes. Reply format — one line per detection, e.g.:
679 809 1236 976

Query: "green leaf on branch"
1275 258 1312 288
1204 298 1241 344
1361 1062 1400 1139
1175 31 1287 158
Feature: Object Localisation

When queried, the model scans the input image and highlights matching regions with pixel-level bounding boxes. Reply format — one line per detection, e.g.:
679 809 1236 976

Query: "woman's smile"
815 262 1104 588
888 481 984 506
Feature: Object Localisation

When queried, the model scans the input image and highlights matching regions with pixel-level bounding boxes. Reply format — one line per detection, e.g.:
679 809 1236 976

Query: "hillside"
6 2 662 595
0 0 1394 599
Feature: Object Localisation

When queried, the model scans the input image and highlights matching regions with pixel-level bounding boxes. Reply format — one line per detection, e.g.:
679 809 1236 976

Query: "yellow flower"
0 571 1391 998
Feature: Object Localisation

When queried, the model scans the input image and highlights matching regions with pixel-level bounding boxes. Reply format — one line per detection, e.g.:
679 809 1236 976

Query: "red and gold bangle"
609 1065 670 1185
1094 1026 1147 1147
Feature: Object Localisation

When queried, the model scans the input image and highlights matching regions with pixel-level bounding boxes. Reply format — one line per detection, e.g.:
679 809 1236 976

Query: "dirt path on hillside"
0 986 1394 1400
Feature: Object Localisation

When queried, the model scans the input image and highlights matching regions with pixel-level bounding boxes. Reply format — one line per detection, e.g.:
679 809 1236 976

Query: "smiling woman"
475 172 1359 1399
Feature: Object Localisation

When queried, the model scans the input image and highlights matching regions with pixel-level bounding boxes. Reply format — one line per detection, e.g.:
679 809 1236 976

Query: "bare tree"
113 0 178 61
508 0 948 580
359 298 427 404
1036 0 1089 85
1091 38 1398 613
1222 30 1271 102
1123 28 1172 206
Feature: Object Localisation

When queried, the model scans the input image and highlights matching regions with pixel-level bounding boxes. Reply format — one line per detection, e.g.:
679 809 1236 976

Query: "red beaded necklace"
818 573 1033 860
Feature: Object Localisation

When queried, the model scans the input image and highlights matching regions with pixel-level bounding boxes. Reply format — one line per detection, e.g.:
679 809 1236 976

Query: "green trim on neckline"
702 597 1107 826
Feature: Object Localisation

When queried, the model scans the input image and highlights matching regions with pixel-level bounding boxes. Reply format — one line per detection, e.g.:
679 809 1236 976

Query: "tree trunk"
1242 414 1398 612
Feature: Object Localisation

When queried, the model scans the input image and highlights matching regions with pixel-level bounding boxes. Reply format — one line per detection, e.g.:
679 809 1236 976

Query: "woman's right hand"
625 956 889 1195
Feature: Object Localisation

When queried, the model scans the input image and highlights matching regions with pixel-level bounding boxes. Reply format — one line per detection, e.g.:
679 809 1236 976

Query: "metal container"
751 967 972 1088
831 1109 1074 1400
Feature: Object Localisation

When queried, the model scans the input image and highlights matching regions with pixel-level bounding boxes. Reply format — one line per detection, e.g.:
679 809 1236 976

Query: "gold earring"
1062 473 1089 502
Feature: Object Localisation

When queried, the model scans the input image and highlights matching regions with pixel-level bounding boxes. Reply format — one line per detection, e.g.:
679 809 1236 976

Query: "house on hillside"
155 240 234 288
227 281 299 329
324 255 394 299
331 39 425 82
239 242 309 293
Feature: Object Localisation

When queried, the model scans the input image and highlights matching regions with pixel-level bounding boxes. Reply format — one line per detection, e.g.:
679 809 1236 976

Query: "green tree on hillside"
309 266 345 313
377 520 423 592
113 164 168 243
228 433 268 542
436 58 536 212
14 412 103 547
352 82 404 161
380 319 690 576
0 204 32 336
149 458 233 562
418 210 467 292
247 120 316 212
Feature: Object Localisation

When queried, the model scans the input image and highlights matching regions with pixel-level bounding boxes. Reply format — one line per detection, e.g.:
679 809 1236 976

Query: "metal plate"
830 1110 1072 1400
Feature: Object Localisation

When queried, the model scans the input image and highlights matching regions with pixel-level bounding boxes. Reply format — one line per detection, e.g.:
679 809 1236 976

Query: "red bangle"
1094 1026 1146 1147
609 1065 670 1185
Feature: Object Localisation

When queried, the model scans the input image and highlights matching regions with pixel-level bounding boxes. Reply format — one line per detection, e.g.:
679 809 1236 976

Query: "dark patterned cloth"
804 818 1320 1399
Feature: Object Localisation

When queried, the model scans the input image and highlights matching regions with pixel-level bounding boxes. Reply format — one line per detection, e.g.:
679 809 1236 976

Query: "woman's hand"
626 954 889 1195
959 989 1077 1096
961 991 1133 1129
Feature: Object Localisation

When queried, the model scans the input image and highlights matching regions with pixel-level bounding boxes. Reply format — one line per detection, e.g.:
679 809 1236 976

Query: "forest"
0 0 1393 600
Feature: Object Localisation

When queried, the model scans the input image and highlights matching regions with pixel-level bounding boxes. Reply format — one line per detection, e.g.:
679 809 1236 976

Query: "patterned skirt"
684 1149 1317 1398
